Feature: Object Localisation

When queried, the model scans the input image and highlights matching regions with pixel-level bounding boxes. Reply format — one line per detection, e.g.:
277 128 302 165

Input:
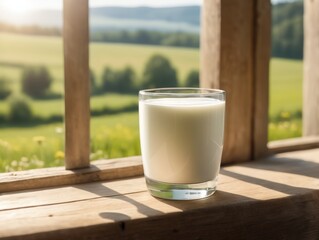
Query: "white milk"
139 98 225 184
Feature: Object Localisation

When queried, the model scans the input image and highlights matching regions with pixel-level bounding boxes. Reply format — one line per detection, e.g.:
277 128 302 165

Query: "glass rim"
139 87 225 97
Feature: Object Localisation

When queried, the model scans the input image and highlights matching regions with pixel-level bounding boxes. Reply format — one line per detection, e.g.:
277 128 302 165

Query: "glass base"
145 177 217 200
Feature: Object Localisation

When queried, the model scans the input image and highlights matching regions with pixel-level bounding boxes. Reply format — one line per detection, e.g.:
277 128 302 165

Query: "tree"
271 1 303 59
90 69 98 95
142 54 178 89
21 66 52 98
0 76 12 100
101 67 118 92
8 95 33 123
101 66 136 93
115 66 136 93
185 70 199 88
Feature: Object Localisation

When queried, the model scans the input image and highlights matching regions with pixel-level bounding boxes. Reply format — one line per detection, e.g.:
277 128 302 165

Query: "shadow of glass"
74 180 163 219
242 156 319 179
99 212 131 221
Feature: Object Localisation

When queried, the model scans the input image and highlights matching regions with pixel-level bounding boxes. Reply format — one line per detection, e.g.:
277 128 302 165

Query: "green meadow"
0 32 199 92
0 32 302 171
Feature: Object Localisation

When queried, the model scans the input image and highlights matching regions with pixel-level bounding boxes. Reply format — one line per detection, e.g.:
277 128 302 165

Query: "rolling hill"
0 6 200 33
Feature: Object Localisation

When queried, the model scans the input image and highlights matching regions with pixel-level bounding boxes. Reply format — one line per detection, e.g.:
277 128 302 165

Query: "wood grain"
303 0 319 136
201 0 254 163
1 149 319 239
253 0 271 159
0 156 143 193
268 136 319 154
63 0 90 169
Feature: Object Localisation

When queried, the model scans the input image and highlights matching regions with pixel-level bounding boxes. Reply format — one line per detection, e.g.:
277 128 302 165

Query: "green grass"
0 32 304 171
0 93 137 117
0 112 139 172
268 58 302 141
269 58 302 117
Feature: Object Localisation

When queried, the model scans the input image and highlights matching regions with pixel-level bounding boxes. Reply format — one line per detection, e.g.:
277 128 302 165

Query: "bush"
115 66 136 93
8 95 33 123
90 69 98 95
21 66 53 98
185 70 199 87
101 66 136 93
0 76 12 100
101 67 117 92
142 54 178 89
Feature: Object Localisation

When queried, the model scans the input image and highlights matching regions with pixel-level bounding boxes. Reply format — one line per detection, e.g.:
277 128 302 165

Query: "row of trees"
92 30 199 48
0 54 199 101
98 55 199 94
0 54 198 123
271 1 303 59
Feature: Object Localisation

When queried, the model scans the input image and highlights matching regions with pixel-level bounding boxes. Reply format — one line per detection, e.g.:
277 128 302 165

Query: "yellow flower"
55 150 65 160
280 111 291 119
0 139 11 149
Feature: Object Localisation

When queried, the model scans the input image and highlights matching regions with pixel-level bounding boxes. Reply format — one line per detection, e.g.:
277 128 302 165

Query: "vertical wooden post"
253 0 271 159
63 0 90 169
303 0 319 136
201 0 254 164
201 0 271 163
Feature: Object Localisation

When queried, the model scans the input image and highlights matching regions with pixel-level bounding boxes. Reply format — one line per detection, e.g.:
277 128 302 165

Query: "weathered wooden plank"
303 0 319 136
1 149 319 239
63 0 90 169
268 136 319 154
201 0 255 163
253 0 271 159
1 177 146 211
0 156 143 193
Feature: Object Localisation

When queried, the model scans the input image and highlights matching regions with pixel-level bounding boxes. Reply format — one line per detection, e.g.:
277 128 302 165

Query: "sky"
0 0 202 13
0 0 294 14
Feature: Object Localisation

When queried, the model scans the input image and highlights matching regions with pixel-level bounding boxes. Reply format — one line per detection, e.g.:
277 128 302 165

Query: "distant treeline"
0 22 199 48
0 0 304 59
272 1 303 59
91 30 199 48
0 22 61 36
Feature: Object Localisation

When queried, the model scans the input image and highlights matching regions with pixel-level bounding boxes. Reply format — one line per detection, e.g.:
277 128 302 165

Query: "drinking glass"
139 88 225 200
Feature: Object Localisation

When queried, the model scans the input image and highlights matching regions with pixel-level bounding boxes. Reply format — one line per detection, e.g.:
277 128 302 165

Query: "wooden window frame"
1 1 319 239
1 0 319 193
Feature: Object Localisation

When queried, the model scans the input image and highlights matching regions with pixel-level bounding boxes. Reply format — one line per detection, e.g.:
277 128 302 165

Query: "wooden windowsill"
1 149 319 239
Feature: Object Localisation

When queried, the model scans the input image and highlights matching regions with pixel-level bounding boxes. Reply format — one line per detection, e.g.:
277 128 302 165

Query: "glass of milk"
139 88 225 200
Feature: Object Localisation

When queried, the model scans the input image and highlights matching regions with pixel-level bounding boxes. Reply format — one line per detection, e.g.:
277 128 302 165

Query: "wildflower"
11 160 18 167
55 127 63 134
33 159 44 168
280 111 291 120
33 136 46 145
20 157 30 168
0 139 11 150
269 123 275 129
55 150 65 160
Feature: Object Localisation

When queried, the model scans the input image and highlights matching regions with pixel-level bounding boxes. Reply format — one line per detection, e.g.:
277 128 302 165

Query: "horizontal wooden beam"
0 157 143 193
268 136 319 154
